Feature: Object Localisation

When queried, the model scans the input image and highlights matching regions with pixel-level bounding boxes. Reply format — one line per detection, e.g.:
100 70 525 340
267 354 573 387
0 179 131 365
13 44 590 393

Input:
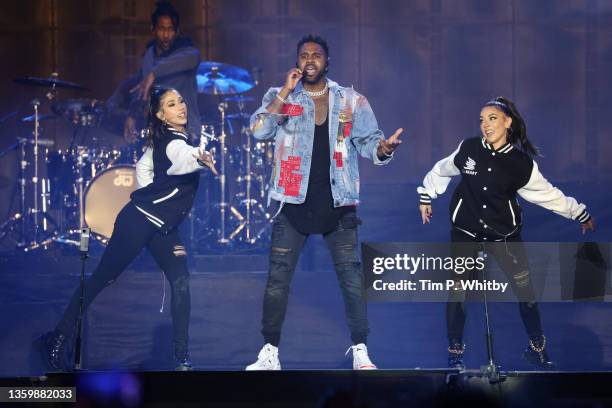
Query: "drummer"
106 1 201 143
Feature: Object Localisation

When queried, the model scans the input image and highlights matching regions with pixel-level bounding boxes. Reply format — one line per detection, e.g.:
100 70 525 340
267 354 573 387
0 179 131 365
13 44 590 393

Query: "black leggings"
55 202 191 360
446 229 543 341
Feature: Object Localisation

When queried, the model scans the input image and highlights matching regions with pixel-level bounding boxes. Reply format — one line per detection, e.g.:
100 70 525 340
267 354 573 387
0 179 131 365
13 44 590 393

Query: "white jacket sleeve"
517 160 591 223
135 147 154 188
166 139 204 176
417 141 462 204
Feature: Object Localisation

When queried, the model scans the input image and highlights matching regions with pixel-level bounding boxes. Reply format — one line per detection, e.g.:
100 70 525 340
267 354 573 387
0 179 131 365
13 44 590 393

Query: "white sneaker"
346 343 377 370
245 343 281 371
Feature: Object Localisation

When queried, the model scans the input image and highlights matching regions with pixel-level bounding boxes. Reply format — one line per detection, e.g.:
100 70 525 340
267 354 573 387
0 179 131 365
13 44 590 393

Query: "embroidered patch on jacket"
333 151 343 168
463 157 477 175
281 104 304 116
279 156 302 196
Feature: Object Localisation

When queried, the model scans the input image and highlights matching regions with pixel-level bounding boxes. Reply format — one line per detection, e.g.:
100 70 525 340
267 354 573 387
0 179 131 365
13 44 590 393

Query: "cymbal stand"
42 148 87 249
0 138 27 246
218 102 229 244
31 100 41 245
228 97 270 244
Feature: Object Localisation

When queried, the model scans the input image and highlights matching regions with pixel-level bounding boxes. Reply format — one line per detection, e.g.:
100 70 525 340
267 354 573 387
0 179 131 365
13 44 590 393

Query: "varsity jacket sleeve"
135 147 154 188
517 160 591 223
350 94 391 165
166 139 204 175
250 87 281 141
417 141 463 204
150 46 200 78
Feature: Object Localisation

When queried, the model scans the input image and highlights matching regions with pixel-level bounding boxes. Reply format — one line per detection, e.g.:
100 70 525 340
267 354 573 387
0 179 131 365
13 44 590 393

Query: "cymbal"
223 95 255 103
14 75 88 91
28 138 55 147
196 61 255 95
20 113 57 123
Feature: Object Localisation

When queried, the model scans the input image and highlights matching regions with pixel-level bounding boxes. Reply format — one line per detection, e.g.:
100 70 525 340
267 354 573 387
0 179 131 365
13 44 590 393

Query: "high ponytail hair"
484 96 539 157
146 85 176 149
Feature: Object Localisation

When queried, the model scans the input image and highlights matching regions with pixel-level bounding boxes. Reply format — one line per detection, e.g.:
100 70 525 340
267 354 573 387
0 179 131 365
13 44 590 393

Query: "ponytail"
484 96 539 157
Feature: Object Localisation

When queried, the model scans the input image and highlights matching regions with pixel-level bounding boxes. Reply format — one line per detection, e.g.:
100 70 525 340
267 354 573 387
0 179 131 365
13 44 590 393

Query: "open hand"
194 149 218 176
419 204 432 224
377 128 403 157
581 217 595 234
130 72 155 101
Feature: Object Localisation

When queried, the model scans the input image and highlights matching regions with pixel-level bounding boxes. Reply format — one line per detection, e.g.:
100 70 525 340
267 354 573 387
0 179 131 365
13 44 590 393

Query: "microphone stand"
478 247 506 384
73 227 90 371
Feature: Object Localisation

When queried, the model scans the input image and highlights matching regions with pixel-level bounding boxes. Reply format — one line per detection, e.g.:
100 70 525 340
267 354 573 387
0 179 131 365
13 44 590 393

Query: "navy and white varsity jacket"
131 126 204 233
417 137 591 239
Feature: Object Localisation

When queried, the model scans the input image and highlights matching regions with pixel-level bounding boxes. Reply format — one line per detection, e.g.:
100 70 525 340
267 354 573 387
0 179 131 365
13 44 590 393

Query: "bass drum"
84 165 137 242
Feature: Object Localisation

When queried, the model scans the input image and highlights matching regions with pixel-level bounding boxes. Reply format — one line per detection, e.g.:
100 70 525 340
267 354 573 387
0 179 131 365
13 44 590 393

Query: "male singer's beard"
301 70 326 85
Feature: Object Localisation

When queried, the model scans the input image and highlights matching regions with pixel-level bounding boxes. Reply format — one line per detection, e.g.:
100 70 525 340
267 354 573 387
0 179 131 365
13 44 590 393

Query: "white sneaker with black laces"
245 343 281 371
346 343 377 370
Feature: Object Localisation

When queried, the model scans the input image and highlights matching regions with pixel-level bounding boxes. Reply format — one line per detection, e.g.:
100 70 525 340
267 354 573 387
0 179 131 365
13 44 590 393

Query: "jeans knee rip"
271 247 291 256
173 245 187 257
513 270 530 287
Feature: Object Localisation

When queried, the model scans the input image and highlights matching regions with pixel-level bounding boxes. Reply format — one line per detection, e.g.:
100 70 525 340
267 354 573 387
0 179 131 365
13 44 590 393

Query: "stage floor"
2 369 612 407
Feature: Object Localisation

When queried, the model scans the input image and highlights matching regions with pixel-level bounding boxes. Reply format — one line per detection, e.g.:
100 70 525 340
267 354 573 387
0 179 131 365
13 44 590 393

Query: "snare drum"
84 165 137 241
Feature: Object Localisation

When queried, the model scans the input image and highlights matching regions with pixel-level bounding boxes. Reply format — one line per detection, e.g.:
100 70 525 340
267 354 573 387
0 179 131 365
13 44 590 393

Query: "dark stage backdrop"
1 0 611 217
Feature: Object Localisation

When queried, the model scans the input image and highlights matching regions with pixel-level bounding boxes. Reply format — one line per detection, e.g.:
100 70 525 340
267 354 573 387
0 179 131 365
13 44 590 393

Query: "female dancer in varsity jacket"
417 97 595 370
39 86 216 371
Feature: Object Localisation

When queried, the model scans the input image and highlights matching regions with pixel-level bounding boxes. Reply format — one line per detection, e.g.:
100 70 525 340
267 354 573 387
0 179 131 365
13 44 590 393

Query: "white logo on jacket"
463 157 477 175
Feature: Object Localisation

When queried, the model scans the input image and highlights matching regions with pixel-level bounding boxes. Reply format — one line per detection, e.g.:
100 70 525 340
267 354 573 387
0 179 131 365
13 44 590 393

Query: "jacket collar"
166 126 188 139
481 137 513 154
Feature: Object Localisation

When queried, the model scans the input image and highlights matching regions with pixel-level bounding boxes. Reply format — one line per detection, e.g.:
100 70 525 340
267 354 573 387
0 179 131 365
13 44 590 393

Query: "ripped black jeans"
446 228 543 342
55 202 191 360
261 212 369 346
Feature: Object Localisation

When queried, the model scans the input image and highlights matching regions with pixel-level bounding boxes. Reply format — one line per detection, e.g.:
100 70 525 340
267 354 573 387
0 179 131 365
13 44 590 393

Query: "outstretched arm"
166 139 217 176
517 160 594 234
416 142 463 224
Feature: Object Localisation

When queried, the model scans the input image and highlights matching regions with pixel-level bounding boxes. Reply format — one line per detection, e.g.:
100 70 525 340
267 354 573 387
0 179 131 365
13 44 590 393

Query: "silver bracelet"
275 93 287 104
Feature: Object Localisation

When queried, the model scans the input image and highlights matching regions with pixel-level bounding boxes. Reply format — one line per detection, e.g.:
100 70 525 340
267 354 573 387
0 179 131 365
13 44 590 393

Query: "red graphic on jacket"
279 156 302 196
281 104 304 117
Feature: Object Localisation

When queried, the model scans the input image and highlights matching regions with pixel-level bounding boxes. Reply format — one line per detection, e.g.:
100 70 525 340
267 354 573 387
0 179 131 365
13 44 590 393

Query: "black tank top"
281 117 355 234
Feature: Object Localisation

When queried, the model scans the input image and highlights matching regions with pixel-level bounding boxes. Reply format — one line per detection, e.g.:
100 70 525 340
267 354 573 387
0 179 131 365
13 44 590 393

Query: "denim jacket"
250 78 392 207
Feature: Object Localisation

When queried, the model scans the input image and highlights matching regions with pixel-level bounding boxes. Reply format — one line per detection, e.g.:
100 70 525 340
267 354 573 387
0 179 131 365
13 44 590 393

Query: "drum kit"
0 63 272 254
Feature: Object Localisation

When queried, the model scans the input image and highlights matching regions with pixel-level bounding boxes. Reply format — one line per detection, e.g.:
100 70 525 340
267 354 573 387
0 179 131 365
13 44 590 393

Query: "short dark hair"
296 34 329 58
151 1 180 29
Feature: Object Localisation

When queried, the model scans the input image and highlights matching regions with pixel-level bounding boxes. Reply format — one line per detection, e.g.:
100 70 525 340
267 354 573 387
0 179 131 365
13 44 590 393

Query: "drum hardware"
20 113 57 123
3 64 278 254
196 62 255 95
14 74 88 91
52 99 105 128
24 99 61 249
217 101 230 244
0 102 62 251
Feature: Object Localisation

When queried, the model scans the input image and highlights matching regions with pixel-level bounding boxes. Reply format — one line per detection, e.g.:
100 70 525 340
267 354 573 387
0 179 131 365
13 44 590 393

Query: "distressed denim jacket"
250 78 392 208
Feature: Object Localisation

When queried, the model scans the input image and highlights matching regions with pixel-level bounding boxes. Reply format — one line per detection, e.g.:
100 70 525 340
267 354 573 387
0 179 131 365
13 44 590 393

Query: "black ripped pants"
55 202 191 360
446 228 543 342
261 212 369 346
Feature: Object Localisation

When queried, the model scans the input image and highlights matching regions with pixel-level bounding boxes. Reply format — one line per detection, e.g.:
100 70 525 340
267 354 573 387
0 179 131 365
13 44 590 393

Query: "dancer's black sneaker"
37 330 67 371
174 357 193 371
